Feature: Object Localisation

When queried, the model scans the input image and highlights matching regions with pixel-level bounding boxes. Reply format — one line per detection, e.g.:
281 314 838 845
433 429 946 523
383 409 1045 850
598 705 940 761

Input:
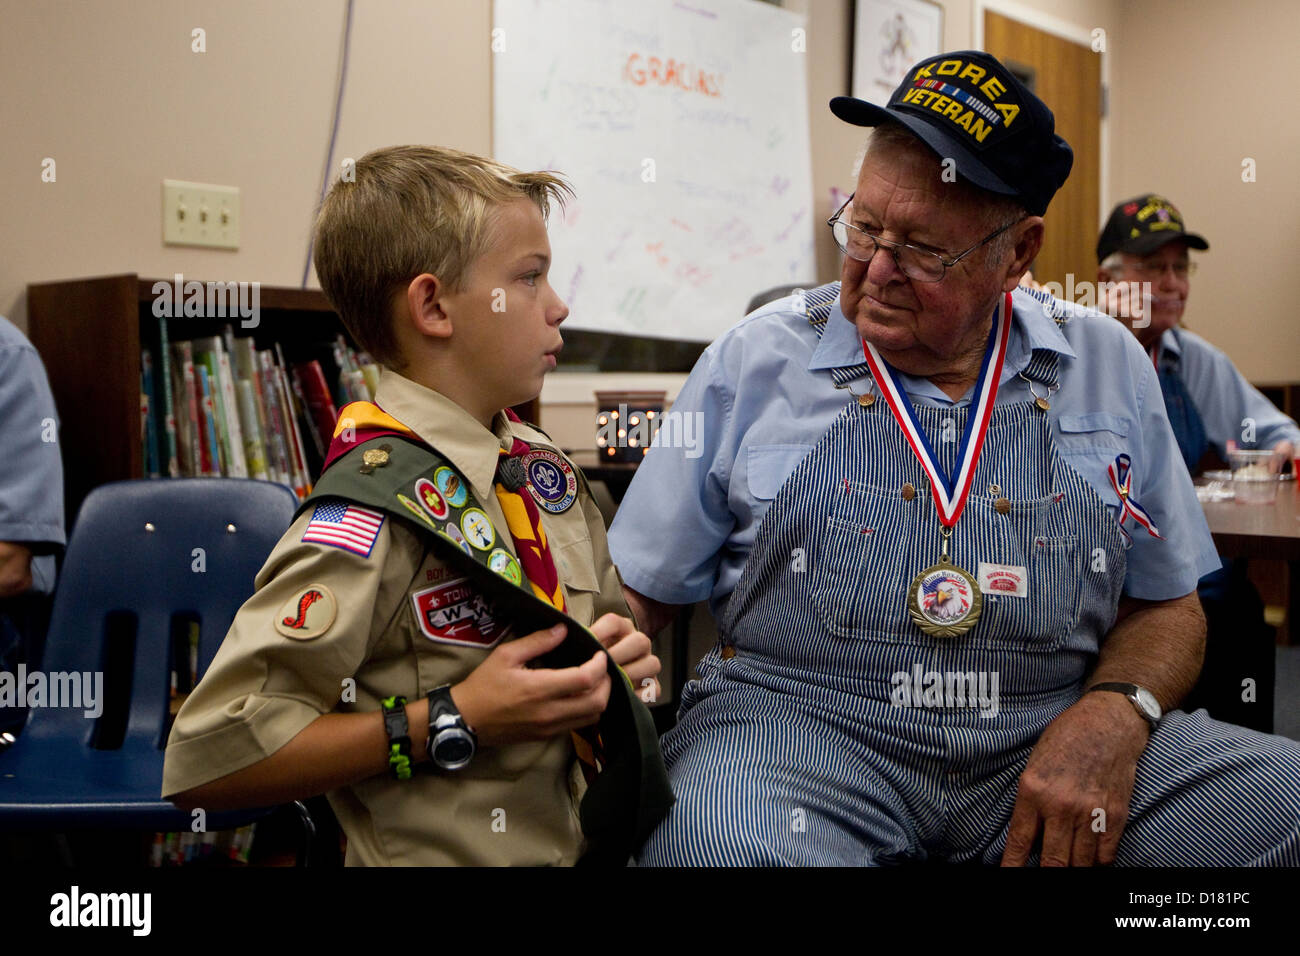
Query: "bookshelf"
27 274 540 524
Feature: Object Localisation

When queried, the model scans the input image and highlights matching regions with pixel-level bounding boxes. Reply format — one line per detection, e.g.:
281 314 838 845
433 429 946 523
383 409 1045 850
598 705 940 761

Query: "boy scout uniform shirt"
162 369 631 865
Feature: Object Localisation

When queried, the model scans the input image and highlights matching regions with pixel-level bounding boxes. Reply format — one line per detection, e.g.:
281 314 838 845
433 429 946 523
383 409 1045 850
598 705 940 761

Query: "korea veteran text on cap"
1097 194 1209 263
830 51 1073 217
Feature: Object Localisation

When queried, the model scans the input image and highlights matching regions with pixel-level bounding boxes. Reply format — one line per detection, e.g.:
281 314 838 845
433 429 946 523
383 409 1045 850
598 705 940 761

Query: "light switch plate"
162 180 240 249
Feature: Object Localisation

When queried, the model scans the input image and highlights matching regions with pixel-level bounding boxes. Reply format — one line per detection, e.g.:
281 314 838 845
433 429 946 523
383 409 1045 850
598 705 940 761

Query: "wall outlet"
162 180 240 249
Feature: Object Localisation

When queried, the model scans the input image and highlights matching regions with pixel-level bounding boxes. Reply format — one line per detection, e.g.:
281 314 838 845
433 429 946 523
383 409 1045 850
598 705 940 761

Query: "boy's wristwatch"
1086 681 1162 730
426 684 477 770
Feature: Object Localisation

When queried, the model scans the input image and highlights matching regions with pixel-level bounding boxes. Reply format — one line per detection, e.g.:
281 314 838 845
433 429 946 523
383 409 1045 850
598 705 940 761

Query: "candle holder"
594 390 666 462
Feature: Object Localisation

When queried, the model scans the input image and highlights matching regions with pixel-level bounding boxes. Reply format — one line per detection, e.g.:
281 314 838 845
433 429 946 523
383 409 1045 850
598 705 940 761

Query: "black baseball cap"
1097 194 1209 263
830 51 1073 216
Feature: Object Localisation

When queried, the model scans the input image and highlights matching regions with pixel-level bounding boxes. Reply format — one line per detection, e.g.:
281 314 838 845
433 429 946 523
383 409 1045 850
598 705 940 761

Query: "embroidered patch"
411 577 503 647
439 521 474 555
459 508 496 551
433 466 469 508
523 449 578 514
414 477 450 520
488 548 522 585
397 493 437 530
977 562 1028 598
274 584 338 640
302 501 384 557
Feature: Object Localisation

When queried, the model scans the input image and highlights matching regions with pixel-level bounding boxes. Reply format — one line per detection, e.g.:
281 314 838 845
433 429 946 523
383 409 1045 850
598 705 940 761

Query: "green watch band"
380 695 413 781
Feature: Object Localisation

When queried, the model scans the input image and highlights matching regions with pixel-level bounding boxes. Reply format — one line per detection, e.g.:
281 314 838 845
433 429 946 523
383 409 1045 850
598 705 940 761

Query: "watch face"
1135 687 1161 720
434 731 474 769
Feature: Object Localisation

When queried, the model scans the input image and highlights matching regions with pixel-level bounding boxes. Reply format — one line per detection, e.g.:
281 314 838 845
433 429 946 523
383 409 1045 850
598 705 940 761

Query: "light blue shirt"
608 286 1221 614
0 316 65 593
1158 326 1300 456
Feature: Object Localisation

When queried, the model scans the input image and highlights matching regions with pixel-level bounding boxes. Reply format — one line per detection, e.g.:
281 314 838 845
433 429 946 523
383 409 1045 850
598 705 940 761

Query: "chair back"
0 478 297 828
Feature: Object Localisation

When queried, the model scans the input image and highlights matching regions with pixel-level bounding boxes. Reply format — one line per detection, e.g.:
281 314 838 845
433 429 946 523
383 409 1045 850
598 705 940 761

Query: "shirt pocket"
746 444 814 500
1054 414 1131 516
969 495 1081 653
553 533 602 626
810 481 919 645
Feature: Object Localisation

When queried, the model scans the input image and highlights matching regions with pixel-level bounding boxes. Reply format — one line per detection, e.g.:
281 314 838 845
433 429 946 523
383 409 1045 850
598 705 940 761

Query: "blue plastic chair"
0 478 302 836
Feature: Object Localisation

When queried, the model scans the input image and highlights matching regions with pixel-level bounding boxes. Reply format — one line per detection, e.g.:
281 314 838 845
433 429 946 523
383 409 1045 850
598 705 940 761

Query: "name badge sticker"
978 562 1028 598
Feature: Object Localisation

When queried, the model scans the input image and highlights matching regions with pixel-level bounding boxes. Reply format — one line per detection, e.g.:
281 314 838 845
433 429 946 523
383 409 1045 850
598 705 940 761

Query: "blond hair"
312 145 573 367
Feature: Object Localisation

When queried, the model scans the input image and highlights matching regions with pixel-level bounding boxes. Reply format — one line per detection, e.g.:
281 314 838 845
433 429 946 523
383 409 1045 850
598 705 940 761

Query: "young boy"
162 145 666 865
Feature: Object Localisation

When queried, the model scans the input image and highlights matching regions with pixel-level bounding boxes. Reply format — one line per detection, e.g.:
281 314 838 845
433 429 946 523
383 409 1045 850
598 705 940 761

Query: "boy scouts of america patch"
411 577 503 647
523 449 577 513
274 584 338 640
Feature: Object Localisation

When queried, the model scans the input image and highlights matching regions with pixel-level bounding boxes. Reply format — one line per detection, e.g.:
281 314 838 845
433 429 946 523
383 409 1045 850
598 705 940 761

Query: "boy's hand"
451 624 610 747
591 613 662 706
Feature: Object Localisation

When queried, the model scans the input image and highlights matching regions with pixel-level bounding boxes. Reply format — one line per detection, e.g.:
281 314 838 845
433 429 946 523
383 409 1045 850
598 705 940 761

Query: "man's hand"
1100 279 1149 324
1001 691 1150 866
452 623 611 747
591 612 661 704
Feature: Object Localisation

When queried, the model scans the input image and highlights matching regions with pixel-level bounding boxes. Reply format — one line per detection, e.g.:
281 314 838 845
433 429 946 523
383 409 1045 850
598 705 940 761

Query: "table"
1199 480 1300 642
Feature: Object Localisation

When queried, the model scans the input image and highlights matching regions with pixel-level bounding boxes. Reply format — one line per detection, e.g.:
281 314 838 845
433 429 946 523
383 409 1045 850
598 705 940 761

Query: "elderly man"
1096 195 1299 473
1097 196 1300 734
608 51 1300 866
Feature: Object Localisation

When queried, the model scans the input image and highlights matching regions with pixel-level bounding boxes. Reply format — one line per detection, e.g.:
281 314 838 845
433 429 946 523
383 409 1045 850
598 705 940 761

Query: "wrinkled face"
839 137 1013 376
1113 240 1191 339
442 198 569 409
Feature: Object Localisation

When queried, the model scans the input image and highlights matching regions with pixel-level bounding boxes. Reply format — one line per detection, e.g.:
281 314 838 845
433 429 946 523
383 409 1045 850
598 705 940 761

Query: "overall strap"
802 281 873 386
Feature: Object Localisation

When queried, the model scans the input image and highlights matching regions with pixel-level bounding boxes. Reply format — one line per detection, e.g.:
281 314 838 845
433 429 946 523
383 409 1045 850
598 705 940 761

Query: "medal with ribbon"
860 292 1013 638
1107 453 1163 548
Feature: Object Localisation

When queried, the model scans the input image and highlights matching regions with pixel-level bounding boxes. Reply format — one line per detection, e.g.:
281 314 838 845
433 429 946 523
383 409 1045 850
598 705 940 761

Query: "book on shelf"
192 336 248 478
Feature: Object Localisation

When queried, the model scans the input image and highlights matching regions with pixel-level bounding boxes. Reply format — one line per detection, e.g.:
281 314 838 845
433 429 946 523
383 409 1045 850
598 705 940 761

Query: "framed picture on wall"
851 0 944 101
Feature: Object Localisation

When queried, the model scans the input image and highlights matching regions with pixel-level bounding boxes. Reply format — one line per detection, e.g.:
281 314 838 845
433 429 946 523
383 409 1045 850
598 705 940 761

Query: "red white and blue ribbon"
860 292 1013 527
1107 453 1163 545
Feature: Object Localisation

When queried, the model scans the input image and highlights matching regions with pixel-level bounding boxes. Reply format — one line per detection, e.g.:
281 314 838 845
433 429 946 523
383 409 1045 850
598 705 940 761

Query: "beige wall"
1 0 1293 453
1110 0 1299 383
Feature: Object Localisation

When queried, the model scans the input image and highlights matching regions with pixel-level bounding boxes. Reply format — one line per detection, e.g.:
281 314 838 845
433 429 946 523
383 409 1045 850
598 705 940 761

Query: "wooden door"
983 10 1101 287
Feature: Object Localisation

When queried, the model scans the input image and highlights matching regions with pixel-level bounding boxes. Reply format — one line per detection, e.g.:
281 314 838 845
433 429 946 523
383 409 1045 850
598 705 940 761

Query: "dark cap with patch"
830 50 1073 216
1097 194 1209 263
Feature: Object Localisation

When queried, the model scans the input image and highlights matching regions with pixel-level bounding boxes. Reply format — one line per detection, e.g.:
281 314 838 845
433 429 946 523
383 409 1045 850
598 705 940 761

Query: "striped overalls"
639 306 1300 866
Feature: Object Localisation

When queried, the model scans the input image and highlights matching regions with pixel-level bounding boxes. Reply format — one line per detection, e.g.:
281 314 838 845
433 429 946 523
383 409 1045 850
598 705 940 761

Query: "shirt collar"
809 289 1076 379
372 368 515 501
1157 326 1182 361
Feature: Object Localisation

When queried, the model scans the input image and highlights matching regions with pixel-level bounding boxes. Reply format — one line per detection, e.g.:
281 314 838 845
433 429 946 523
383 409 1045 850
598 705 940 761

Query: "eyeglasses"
827 194 1023 283
1132 259 1197 280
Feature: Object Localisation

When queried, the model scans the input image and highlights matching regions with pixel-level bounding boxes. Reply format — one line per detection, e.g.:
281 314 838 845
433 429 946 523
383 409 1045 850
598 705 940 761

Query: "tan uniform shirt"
162 370 630 865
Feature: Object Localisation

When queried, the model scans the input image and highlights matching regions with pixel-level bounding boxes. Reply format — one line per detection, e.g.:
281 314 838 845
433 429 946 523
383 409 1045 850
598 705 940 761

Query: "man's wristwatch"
1087 681 1162 730
426 684 477 770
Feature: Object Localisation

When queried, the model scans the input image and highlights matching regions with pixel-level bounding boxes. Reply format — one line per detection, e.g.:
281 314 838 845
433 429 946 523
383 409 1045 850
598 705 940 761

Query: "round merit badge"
488 548 522 585
906 559 983 638
397 493 437 530
273 584 338 640
414 477 450 520
523 449 577 514
459 508 496 551
433 466 469 508
440 520 474 556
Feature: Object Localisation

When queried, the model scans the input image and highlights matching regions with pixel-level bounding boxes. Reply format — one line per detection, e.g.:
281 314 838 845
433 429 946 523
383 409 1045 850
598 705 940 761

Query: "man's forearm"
1087 591 1205 711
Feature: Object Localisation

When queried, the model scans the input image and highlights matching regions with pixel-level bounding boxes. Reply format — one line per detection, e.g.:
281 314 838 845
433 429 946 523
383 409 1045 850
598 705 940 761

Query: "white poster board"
493 0 814 342
851 0 944 103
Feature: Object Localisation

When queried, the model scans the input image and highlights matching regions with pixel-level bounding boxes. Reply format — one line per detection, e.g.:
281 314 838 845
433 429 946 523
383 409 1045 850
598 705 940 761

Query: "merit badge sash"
298 401 673 866
860 291 1013 638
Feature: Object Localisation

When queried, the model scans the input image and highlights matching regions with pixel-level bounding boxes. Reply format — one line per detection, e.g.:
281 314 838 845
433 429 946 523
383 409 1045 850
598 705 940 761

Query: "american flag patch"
302 501 384 557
